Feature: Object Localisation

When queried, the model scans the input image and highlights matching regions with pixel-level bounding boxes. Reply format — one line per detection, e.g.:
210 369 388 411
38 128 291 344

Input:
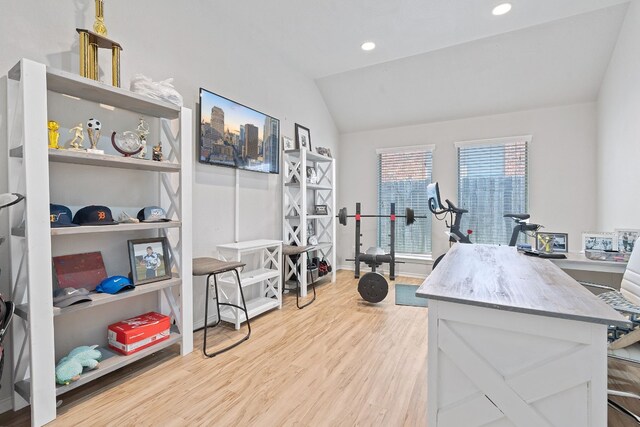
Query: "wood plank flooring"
0 270 639 426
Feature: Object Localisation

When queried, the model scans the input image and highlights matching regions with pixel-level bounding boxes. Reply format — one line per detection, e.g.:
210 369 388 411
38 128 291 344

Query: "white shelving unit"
216 240 282 330
5 59 193 426
282 149 336 296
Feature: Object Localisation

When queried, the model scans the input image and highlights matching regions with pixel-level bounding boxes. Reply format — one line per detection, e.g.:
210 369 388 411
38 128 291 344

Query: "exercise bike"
427 182 545 270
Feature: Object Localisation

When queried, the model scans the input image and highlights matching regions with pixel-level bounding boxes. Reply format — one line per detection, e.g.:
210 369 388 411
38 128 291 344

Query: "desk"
416 244 628 427
550 251 627 274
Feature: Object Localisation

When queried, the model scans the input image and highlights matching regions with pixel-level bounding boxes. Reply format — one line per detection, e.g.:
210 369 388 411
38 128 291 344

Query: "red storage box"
108 312 170 356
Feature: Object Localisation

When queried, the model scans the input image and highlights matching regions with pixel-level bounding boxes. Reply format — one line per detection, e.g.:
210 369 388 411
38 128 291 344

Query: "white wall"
597 0 640 230
0 0 338 408
337 103 598 276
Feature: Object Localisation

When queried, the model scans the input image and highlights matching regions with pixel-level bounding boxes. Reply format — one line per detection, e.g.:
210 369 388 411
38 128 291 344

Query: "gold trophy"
86 118 104 154
77 0 123 87
48 120 60 149
93 0 108 36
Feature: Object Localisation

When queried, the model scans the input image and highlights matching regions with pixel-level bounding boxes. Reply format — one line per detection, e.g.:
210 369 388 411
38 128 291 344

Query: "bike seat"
504 213 530 220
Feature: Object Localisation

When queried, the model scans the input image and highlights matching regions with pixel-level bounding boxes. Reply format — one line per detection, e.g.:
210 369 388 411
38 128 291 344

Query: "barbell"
337 207 427 227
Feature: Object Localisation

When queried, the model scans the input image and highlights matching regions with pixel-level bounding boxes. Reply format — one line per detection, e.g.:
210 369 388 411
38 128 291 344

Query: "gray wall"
337 103 599 276
0 0 338 409
597 0 640 230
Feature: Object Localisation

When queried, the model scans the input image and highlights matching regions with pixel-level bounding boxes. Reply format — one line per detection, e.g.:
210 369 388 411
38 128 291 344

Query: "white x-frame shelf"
282 149 336 296
5 59 193 426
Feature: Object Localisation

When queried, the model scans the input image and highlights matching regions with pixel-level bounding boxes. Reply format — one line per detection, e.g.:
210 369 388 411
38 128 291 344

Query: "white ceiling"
317 4 629 133
219 0 630 132
222 0 628 79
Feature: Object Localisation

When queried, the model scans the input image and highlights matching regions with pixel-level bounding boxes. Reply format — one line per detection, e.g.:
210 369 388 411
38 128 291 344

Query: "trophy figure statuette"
68 123 85 150
77 0 123 87
136 118 150 159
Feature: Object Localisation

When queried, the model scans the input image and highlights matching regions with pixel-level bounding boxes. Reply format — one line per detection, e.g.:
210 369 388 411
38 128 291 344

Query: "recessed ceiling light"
492 3 512 16
361 41 376 51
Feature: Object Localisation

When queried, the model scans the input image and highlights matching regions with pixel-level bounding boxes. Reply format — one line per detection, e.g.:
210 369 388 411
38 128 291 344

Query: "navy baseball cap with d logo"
50 204 78 228
72 205 118 226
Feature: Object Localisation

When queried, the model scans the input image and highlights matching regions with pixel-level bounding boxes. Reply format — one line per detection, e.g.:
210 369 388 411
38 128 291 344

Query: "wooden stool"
193 257 251 357
282 244 316 309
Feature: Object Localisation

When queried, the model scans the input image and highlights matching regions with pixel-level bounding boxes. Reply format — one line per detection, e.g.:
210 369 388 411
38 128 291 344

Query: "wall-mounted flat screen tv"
199 88 280 174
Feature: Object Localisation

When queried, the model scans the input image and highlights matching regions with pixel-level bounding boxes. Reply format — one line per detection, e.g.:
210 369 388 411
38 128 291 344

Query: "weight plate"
338 207 348 226
357 272 388 303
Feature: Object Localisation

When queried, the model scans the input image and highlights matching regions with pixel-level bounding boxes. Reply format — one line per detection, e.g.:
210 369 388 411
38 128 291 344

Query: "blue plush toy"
55 345 102 385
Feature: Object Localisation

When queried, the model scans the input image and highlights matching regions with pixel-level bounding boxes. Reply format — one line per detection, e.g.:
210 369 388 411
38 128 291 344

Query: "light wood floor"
1 270 639 426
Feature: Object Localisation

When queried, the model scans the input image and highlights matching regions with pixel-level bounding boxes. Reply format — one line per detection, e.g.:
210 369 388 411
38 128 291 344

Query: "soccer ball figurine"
86 118 102 151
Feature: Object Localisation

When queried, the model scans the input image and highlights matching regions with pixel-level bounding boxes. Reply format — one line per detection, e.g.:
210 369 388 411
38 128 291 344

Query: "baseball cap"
95 276 134 294
72 205 118 226
50 204 78 228
137 206 171 222
53 287 92 308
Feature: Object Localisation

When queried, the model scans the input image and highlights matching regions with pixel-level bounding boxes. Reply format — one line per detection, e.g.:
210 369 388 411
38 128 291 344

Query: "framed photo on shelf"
581 232 617 253
282 135 296 151
295 123 312 151
316 147 332 158
615 228 640 253
127 237 172 285
314 205 328 215
535 232 568 253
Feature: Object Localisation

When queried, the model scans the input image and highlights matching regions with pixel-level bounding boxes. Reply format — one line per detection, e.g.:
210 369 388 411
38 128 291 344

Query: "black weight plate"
357 272 388 303
338 207 348 226
405 208 415 226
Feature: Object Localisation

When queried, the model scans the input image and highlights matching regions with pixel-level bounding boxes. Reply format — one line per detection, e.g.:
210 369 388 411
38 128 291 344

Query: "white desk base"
427 300 607 427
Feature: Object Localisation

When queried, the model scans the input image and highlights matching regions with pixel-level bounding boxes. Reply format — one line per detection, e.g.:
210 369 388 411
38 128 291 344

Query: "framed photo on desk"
535 232 568 253
615 229 640 253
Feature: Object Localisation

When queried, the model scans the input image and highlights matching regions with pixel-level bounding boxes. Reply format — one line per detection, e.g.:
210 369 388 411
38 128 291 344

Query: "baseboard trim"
0 396 13 414
337 266 427 280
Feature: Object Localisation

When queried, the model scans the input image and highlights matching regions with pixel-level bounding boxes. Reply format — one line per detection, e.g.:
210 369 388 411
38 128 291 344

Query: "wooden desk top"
416 244 629 327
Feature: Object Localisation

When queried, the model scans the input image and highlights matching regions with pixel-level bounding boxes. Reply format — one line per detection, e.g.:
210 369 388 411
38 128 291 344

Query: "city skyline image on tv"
199 88 280 174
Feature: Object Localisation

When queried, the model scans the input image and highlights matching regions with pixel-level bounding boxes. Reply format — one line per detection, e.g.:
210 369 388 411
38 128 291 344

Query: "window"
456 136 530 245
377 146 433 255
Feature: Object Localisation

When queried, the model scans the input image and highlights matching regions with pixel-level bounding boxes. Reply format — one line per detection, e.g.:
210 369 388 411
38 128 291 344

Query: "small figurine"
68 123 85 150
136 118 150 159
152 142 163 161
48 120 60 149
86 118 103 154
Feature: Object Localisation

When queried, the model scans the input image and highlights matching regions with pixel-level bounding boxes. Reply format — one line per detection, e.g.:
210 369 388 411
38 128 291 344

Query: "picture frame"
306 166 318 184
581 232 617 253
314 205 328 215
316 146 332 158
127 237 172 285
295 123 312 151
535 232 568 253
615 228 640 253
283 135 296 151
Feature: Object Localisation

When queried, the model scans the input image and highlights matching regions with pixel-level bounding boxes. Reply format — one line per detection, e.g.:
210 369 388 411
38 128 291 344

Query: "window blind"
457 138 529 245
377 148 433 255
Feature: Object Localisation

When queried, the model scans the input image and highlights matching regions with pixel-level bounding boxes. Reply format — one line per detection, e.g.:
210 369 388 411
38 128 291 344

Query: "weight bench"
193 257 251 357
282 244 316 309
579 239 640 422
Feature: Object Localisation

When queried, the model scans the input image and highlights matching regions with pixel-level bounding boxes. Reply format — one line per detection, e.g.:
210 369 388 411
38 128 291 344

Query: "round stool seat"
193 257 245 276
282 244 314 256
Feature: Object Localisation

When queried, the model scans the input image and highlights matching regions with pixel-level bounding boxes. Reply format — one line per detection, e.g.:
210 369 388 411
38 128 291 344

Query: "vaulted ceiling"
220 0 630 132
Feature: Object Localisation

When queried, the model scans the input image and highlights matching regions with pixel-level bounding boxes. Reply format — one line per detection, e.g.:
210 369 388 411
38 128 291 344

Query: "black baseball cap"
50 204 78 228
72 205 118 226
